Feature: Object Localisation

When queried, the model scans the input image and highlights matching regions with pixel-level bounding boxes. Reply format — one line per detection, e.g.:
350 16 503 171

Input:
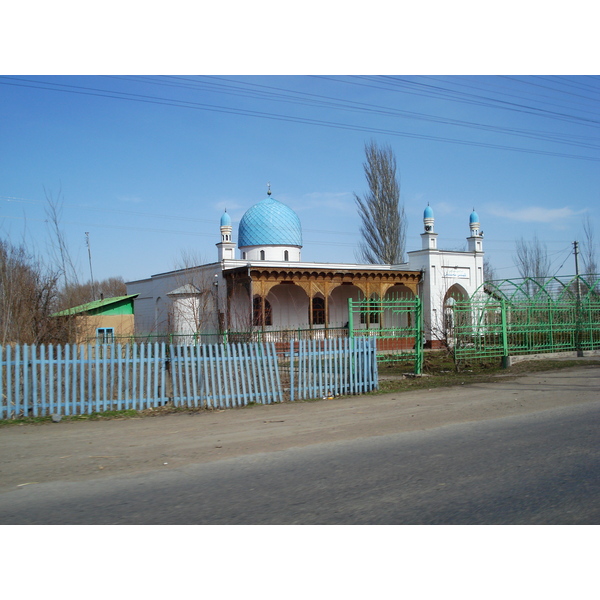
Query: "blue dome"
238 196 302 247
424 205 434 219
220 211 231 227
469 210 479 224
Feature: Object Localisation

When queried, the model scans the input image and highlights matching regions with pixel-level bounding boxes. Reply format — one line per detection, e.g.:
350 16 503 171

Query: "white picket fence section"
0 339 378 419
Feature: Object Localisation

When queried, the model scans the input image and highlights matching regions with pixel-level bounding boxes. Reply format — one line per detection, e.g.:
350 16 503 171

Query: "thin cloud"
215 200 244 212
117 195 144 204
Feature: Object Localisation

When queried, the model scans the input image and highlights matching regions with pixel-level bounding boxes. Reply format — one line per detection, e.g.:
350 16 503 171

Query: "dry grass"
376 350 600 395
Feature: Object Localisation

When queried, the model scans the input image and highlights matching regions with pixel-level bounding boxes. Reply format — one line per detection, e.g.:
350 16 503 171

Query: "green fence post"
501 299 509 368
548 301 554 353
414 296 423 375
348 298 354 339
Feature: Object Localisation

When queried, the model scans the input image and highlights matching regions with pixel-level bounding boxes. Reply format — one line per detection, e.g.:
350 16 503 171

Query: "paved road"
1 400 598 524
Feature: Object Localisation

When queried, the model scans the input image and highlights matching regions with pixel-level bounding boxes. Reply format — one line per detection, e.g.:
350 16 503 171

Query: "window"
260 250 265 260
311 297 325 325
253 297 272 326
96 327 115 343
284 250 289 261
242 252 246 259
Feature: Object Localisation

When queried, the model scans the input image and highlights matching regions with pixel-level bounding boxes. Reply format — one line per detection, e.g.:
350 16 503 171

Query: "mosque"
126 190 484 348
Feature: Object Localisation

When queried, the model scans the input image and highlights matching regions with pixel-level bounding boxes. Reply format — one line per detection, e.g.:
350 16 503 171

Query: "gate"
347 296 423 374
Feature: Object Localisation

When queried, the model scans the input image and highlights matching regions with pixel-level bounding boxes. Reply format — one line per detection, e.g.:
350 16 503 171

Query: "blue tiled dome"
424 205 434 219
470 210 479 224
238 196 302 247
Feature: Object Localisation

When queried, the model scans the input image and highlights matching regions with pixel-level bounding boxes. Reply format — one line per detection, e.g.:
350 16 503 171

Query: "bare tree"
0 238 62 344
44 188 79 290
581 215 598 276
355 140 407 264
514 235 551 282
483 257 497 283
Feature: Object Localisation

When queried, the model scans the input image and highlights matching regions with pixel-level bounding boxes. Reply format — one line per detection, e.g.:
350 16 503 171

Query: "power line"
1 76 599 162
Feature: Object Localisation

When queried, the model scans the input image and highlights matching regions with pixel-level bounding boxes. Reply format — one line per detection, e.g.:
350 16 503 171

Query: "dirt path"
2 364 599 493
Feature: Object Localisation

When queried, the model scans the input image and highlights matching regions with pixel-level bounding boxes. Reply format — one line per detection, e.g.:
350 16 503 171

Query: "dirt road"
2 364 599 494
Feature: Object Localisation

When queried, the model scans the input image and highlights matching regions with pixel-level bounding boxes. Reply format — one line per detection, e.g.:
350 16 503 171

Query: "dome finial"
267 181 272 196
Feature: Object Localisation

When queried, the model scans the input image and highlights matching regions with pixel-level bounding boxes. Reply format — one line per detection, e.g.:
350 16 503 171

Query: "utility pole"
85 232 97 301
573 241 583 357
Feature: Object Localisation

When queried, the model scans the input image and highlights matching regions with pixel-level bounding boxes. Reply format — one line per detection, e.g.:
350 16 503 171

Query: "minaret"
421 204 438 250
216 209 236 260
467 209 483 252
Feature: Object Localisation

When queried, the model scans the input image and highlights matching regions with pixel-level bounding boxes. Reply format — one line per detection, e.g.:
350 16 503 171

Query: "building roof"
167 284 202 296
238 196 302 248
52 294 138 317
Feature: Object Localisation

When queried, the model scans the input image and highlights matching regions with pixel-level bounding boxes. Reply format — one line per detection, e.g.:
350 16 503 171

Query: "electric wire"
1 76 599 162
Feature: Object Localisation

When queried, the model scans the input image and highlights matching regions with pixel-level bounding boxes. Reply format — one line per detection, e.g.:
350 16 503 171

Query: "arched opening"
284 250 289 261
329 284 362 328
443 284 469 334
383 284 415 330
260 250 265 260
267 283 309 329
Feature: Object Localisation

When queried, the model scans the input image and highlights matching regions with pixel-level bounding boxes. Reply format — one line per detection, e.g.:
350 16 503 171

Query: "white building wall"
127 263 223 335
238 245 301 262
407 245 484 343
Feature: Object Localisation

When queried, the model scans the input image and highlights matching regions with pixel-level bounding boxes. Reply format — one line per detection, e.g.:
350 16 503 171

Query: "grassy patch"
375 352 600 395
0 409 141 427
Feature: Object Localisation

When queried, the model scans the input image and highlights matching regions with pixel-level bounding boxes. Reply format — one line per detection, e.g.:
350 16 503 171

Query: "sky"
1 6 599 292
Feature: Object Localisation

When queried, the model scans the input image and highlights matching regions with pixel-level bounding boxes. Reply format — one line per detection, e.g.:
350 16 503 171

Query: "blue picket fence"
0 339 378 419
169 342 283 408
290 337 378 401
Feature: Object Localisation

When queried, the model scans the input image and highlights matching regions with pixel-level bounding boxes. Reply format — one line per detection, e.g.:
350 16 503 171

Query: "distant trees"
57 277 127 312
355 141 407 264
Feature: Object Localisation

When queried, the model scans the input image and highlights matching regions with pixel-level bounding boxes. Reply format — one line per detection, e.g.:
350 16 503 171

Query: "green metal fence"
451 275 600 361
348 296 423 374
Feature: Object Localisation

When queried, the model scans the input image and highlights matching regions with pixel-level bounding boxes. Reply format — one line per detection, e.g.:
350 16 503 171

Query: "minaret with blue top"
421 204 438 250
467 209 483 253
217 209 236 261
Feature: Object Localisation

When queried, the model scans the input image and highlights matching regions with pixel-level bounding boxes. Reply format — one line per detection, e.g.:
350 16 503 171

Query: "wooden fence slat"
207 343 217 408
230 344 240 407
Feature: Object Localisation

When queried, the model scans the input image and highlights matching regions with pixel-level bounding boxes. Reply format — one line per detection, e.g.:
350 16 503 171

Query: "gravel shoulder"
1 364 599 494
